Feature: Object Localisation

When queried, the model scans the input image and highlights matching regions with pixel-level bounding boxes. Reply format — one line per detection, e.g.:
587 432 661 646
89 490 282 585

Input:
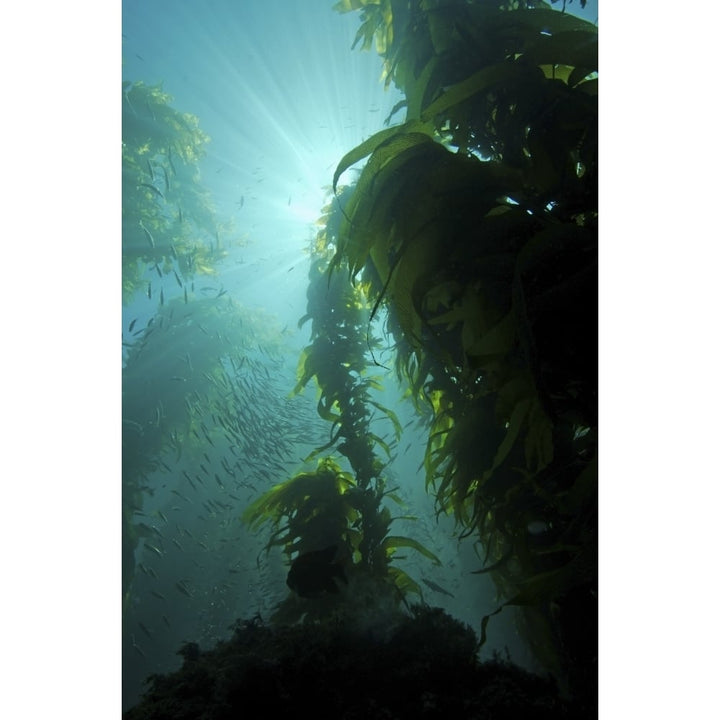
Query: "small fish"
139 523 163 539
175 582 193 598
147 282 152 300
157 510 168 524
421 578 455 599
128 318 137 333
173 269 183 288
131 636 146 658
167 146 176 174
162 615 171 629
154 263 162 279
146 159 154 181
139 182 165 200
138 622 153 639
139 220 155 249
183 286 188 304
146 543 163 559
169 243 178 260
150 590 166 601
160 287 165 306
162 165 170 193
172 538 183 551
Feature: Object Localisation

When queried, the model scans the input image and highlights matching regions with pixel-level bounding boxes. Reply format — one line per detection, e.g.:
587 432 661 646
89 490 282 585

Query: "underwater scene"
122 0 598 717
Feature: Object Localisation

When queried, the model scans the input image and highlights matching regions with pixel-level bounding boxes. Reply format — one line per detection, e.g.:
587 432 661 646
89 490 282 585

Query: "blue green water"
122 0 597 710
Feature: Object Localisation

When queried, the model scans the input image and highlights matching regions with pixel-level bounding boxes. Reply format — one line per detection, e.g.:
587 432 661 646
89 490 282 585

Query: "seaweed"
330 0 597 699
242 225 441 622
122 81 245 304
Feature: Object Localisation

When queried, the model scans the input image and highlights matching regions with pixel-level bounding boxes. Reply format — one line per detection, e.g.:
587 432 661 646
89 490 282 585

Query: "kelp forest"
123 1 597 717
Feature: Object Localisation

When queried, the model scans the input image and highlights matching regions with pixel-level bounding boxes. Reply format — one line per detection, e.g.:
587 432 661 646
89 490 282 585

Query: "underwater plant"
122 79 257 611
329 0 597 697
242 223 441 623
122 80 243 304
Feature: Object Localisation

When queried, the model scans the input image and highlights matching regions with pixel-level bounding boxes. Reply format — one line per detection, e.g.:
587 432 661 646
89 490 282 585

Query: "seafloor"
124 605 592 719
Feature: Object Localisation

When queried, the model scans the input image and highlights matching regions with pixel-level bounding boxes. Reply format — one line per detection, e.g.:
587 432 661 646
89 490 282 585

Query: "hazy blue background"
120 0 600 711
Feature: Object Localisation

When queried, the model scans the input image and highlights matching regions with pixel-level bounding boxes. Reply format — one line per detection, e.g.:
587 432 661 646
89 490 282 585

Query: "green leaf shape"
419 61 542 123
477 606 504 648
567 66 596 89
405 56 439 119
368 399 403 440
333 0 375 12
496 7 599 38
520 30 597 76
332 119 431 193
332 131 441 279
384 99 407 125
463 308 517 360
387 566 424 599
241 458 354 532
481 397 531 487
381 535 441 565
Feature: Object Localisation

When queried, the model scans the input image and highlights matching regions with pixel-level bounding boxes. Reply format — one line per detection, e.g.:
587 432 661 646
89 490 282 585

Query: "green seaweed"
331 0 597 692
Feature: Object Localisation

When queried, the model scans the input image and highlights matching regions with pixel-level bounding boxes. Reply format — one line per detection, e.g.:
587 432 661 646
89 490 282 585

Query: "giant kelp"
242 224 441 623
330 0 597 700
122 81 256 614
122 81 243 304
121 0 596 713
